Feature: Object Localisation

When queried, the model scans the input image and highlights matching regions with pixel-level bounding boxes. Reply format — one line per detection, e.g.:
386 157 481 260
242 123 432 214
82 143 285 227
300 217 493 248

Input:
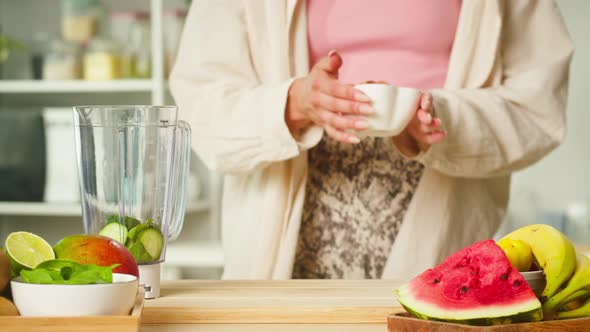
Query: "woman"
170 0 574 279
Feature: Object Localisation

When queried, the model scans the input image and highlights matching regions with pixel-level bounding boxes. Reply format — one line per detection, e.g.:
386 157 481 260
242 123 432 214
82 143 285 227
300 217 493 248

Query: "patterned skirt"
292 136 424 279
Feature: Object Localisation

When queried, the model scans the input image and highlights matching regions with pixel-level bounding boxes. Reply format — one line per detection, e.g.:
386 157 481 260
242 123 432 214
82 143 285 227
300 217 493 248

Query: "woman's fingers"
314 79 371 103
408 109 445 145
321 80 370 101
420 92 433 110
422 131 446 145
325 125 361 144
312 92 374 115
395 91 445 150
409 123 446 145
318 110 368 131
431 117 442 128
417 108 432 124
314 50 343 77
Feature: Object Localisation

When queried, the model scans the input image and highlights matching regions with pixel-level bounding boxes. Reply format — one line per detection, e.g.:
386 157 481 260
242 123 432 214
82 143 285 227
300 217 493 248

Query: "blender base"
139 263 161 299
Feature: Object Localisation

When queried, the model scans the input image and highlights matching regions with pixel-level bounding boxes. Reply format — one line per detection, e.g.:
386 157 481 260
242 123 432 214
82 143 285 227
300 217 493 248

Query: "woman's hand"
393 92 446 157
286 51 375 144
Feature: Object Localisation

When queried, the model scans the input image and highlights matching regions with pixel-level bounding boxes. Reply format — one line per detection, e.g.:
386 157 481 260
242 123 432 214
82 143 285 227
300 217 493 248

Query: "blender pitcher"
73 106 191 299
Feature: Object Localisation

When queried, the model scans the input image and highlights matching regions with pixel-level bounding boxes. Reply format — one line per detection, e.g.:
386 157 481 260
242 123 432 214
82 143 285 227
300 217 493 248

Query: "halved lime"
4 232 55 273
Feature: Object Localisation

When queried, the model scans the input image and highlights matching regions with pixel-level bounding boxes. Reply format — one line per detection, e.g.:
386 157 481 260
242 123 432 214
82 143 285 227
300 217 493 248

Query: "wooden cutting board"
388 313 590 332
1 287 144 332
142 280 405 325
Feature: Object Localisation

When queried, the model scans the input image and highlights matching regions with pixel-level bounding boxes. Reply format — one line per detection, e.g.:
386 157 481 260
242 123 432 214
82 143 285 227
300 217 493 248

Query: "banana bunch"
544 254 590 319
498 224 590 320
499 224 577 300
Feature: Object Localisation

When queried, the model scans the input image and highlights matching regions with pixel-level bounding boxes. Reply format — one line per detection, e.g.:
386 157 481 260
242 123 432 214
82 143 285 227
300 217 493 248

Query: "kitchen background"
0 0 588 280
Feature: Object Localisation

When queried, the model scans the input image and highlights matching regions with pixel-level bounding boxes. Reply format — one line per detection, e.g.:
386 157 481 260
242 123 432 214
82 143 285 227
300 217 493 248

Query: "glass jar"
163 9 187 77
83 39 122 80
112 11 151 79
127 12 151 79
43 40 82 80
110 11 136 47
61 0 101 43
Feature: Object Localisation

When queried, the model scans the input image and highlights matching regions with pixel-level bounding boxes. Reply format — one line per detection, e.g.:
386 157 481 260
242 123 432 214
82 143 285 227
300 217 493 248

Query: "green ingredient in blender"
99 222 128 244
105 215 142 230
126 224 152 245
127 241 153 263
103 215 164 263
20 259 117 285
136 228 164 261
124 217 142 230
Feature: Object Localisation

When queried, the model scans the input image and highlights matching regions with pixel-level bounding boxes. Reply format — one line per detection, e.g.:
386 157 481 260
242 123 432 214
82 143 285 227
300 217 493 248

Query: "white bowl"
354 83 422 138
11 273 138 316
522 271 545 298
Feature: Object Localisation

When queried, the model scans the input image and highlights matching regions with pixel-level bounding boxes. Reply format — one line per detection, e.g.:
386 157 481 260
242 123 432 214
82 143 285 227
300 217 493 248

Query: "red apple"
53 235 139 277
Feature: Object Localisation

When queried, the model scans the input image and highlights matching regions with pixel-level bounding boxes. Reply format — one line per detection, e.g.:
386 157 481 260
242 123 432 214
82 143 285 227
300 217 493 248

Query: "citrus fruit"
497 239 534 272
4 232 55 273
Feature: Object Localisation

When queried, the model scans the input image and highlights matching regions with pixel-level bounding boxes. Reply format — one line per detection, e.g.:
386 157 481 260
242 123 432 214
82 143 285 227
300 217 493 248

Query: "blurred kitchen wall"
499 0 590 242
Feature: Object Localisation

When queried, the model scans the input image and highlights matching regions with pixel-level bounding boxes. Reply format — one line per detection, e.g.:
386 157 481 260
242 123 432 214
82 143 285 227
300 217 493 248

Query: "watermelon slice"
395 240 543 326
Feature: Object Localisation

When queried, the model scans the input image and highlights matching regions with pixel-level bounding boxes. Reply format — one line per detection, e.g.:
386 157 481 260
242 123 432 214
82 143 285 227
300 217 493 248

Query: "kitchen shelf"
165 242 224 268
0 200 210 217
0 202 82 217
0 79 154 94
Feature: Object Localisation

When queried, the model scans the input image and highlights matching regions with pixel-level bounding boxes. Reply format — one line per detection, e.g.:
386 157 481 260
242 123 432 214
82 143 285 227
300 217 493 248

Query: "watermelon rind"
395 285 543 326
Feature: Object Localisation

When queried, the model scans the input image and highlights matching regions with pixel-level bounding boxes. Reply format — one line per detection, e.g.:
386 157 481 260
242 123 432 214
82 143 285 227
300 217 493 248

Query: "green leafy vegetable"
20 259 118 285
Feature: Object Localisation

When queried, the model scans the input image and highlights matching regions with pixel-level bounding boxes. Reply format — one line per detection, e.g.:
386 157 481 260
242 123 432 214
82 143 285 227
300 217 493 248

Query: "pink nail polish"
359 104 375 115
354 120 369 130
354 92 371 102
328 50 337 57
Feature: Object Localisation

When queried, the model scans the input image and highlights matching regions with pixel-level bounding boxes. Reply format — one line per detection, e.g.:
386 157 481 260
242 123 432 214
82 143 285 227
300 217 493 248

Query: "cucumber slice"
99 222 128 244
128 242 153 264
105 215 142 231
137 228 164 261
127 224 151 244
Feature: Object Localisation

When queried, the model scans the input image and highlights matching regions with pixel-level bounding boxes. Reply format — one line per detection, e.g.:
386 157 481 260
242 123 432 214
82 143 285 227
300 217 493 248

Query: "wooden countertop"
141 280 405 332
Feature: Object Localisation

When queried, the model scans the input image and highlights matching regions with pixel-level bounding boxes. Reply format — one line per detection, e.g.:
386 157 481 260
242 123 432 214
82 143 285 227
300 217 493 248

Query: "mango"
53 235 139 277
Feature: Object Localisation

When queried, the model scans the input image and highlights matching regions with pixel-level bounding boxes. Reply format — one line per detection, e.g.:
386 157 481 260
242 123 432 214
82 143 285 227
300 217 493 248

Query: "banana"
543 254 590 318
499 224 576 300
497 239 534 272
557 297 590 320
561 289 590 310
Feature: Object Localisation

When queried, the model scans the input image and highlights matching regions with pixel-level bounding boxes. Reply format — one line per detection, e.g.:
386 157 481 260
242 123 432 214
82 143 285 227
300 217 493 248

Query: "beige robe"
170 0 574 279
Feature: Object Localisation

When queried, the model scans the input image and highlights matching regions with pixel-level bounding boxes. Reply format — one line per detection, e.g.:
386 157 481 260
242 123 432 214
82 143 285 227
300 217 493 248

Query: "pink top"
307 0 462 90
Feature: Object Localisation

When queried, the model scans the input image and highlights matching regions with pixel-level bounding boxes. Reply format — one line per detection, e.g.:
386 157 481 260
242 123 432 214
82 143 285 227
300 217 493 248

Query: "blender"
73 106 190 299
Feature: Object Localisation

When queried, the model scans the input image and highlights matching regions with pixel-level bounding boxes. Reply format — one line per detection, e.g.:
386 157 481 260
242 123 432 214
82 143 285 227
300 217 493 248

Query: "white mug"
354 84 421 138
